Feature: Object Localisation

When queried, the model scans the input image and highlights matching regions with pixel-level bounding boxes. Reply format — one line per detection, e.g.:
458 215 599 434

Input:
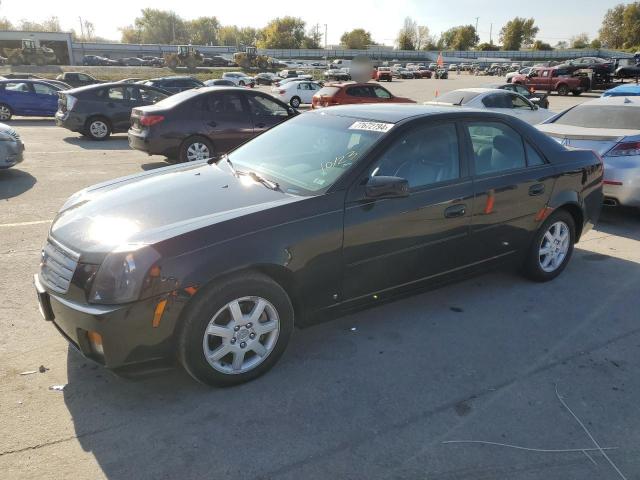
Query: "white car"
425 88 555 125
272 80 322 108
537 96 640 208
221 72 255 87
506 66 534 83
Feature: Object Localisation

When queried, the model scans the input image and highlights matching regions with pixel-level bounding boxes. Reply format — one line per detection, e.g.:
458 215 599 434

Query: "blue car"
0 79 63 121
601 83 640 97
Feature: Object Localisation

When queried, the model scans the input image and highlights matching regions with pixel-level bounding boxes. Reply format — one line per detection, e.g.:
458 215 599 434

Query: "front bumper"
34 274 182 370
0 139 24 169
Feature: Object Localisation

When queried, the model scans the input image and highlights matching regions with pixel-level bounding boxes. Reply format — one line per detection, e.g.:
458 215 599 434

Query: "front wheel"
290 96 301 108
557 84 569 96
178 272 294 386
522 210 575 282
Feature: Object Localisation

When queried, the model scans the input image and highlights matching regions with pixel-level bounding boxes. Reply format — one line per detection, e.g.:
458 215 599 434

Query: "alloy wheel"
202 296 280 374
186 142 210 161
538 221 570 273
0 105 11 121
89 120 108 138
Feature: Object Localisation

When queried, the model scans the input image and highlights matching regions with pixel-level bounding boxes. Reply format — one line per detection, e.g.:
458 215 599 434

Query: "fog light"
87 331 104 356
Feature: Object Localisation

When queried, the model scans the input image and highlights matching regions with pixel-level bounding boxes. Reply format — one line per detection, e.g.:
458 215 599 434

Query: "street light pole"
324 24 328 49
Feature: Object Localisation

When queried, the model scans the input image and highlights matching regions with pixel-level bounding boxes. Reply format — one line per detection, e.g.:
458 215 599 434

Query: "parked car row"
82 55 164 67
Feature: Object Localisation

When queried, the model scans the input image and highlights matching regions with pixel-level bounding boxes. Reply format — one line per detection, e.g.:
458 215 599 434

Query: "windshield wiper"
247 171 281 191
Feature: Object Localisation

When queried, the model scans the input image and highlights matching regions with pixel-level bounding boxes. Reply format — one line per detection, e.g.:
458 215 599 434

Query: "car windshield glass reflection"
227 114 387 194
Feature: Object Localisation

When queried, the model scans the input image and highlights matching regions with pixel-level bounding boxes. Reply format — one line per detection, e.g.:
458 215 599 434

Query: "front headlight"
89 244 161 304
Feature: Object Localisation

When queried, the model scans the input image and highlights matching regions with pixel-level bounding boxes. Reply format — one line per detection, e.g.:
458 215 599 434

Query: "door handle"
208 121 217 127
444 204 466 218
529 184 545 196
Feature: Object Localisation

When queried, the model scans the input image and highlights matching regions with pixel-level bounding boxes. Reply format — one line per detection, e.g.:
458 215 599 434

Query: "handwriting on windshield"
321 151 359 174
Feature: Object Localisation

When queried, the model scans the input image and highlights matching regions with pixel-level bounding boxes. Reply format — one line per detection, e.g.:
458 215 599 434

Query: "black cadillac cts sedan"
35 105 603 386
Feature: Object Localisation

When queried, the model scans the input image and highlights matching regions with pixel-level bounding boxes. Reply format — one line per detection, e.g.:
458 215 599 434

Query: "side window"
66 74 78 81
33 83 56 95
5 82 30 93
78 74 90 81
525 142 546 166
346 86 371 97
372 123 460 189
542 71 550 78
466 122 526 175
106 87 125 100
247 95 288 117
515 85 529 96
482 93 511 109
207 93 246 115
511 94 531 109
138 88 166 104
373 87 391 99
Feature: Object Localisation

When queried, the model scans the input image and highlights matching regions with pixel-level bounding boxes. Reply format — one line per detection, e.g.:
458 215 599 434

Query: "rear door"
31 82 59 115
463 120 556 262
342 120 474 300
246 93 291 135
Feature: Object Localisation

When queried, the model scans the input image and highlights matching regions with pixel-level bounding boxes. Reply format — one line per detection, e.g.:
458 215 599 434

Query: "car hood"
50 162 302 263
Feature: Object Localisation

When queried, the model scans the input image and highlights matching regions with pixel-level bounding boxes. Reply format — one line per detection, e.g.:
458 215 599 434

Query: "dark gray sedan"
0 122 24 169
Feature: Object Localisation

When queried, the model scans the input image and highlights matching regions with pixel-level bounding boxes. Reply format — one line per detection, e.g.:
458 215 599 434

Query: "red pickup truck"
511 66 584 96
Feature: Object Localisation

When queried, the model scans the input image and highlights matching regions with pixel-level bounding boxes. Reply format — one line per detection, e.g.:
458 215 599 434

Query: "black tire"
290 96 301 108
85 117 111 140
178 272 294 387
238 80 245 86
571 90 582 96
557 84 569 96
522 210 576 282
179 136 214 163
0 103 13 121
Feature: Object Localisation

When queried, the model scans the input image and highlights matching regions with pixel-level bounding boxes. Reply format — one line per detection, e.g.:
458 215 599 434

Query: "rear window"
553 105 640 130
435 90 481 105
316 87 340 97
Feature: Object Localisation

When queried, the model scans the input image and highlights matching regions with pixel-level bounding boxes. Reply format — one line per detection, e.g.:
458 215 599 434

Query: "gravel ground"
1 77 639 480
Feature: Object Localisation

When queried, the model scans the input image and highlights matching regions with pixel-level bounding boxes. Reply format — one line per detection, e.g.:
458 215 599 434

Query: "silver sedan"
0 122 24 169
537 97 640 208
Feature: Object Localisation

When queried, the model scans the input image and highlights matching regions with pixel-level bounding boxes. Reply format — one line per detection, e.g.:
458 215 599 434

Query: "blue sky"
0 0 624 45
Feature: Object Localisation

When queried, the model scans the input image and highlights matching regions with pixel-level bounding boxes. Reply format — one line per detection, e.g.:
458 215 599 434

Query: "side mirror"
365 176 409 199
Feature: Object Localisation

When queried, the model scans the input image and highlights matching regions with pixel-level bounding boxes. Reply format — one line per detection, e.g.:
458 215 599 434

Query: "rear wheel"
0 104 12 121
178 272 294 386
571 90 582 96
522 210 575 282
557 84 569 96
179 136 213 163
86 117 111 140
290 96 301 108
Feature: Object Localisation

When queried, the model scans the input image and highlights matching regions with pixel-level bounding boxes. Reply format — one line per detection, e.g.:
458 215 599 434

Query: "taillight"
66 95 77 111
139 115 164 127
606 141 640 157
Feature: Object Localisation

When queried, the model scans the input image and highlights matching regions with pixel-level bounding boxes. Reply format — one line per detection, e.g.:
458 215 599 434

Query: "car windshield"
553 105 640 129
227 113 389 195
434 90 481 105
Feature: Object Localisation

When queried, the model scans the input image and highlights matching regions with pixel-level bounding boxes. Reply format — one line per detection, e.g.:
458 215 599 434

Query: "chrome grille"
40 240 79 294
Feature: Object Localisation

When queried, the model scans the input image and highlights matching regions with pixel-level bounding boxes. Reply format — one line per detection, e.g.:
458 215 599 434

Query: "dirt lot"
1 77 639 479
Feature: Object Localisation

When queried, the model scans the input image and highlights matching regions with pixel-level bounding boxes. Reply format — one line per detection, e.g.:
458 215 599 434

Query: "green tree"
570 33 590 49
590 38 602 48
18 16 62 32
397 17 417 50
120 9 188 44
599 4 625 48
532 40 553 50
302 25 323 48
340 28 374 49
622 2 640 47
440 25 479 50
188 17 220 45
0 17 13 30
499 17 539 50
416 25 436 50
555 40 568 49
218 25 240 46
257 17 307 48
477 42 500 51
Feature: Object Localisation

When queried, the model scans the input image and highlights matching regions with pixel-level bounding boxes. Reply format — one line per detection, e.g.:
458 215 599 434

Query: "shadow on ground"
61 210 640 479
0 168 36 199
63 136 131 151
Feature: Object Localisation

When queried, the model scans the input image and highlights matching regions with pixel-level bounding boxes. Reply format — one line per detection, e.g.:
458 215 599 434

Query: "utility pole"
489 23 493 44
475 17 479 35
78 16 85 40
324 24 328 49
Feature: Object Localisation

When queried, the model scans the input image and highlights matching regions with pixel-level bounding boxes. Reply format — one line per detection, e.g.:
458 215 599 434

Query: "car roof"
578 96 640 107
602 84 640 96
310 104 485 123
147 76 199 81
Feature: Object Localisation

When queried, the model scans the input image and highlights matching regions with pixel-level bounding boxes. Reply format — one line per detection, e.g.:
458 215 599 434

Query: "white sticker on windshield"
349 121 394 133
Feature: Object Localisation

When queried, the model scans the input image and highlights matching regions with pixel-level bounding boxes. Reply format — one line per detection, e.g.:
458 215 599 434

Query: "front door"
342 121 474 300
463 120 556 262
102 86 132 131
203 92 254 153
246 94 291 135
